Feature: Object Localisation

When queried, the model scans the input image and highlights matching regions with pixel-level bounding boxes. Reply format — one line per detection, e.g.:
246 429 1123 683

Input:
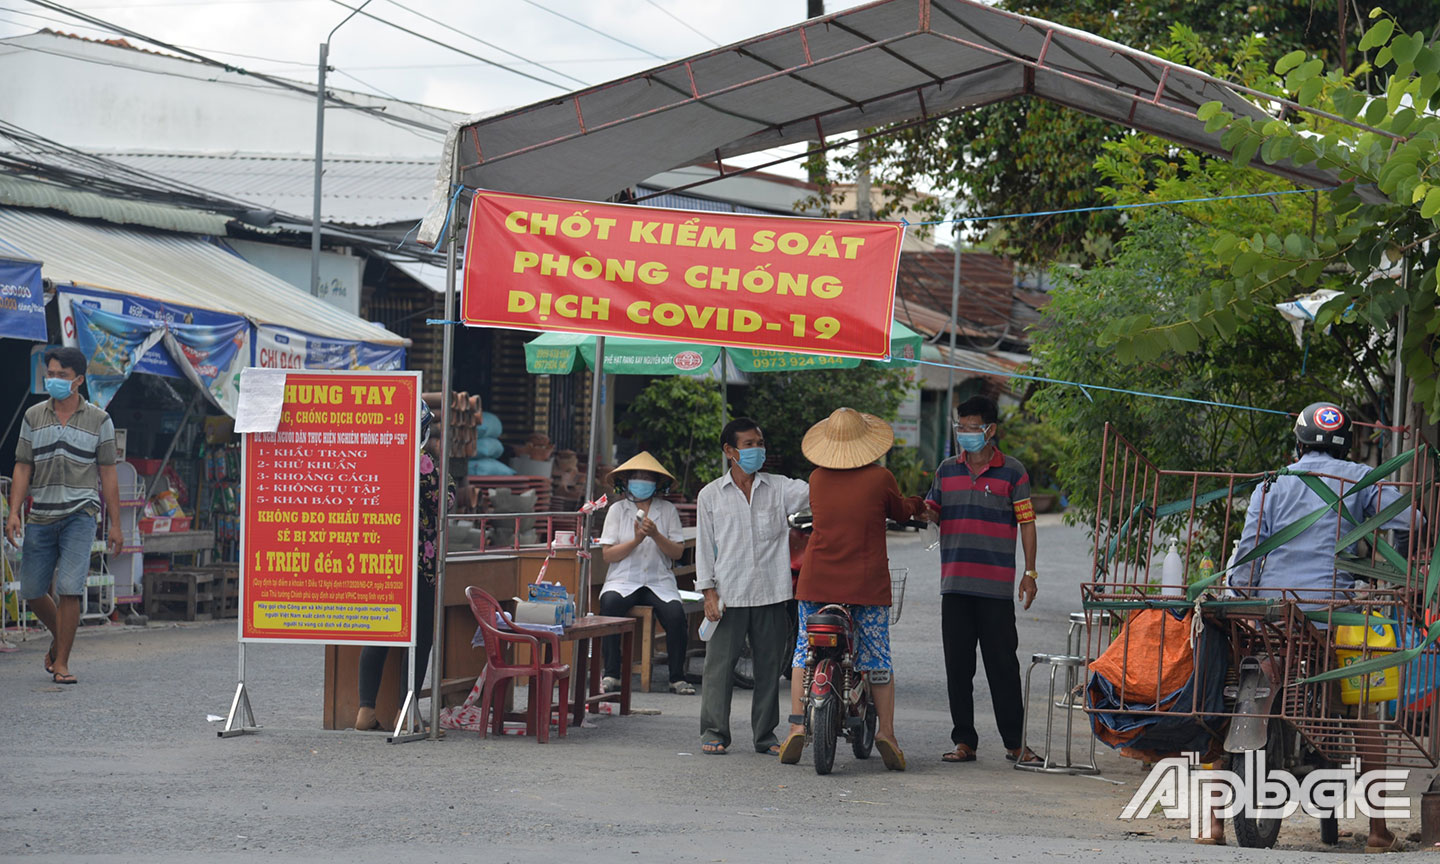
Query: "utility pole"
311 0 374 297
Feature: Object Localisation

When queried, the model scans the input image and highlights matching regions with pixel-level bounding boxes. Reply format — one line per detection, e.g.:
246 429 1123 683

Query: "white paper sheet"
233 367 287 434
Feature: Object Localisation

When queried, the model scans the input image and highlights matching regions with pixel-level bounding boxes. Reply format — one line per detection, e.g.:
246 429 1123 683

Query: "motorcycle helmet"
1294 402 1352 453
419 401 435 451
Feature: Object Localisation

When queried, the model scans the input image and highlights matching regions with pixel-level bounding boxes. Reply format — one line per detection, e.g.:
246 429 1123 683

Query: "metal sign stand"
219 643 257 738
388 653 424 743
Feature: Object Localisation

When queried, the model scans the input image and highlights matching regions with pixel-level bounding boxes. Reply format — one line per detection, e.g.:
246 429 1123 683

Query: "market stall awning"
0 208 406 345
525 321 922 375
420 0 1363 244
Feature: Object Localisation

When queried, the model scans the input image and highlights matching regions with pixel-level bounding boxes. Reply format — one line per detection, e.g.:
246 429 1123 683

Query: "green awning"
525 321 922 375
524 331 720 375
723 320 923 372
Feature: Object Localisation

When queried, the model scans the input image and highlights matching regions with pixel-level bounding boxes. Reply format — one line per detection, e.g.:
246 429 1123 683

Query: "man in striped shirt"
6 346 122 685
924 395 1039 765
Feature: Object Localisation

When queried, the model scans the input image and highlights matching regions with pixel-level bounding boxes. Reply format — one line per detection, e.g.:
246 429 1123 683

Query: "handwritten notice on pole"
239 371 421 645
462 190 905 359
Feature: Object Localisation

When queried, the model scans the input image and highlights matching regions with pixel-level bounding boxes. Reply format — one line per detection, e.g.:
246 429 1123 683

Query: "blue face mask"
734 446 766 475
44 377 74 401
956 428 990 453
626 479 656 501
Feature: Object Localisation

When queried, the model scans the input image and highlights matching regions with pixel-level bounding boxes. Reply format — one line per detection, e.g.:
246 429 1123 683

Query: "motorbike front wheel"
811 697 839 775
852 699 877 759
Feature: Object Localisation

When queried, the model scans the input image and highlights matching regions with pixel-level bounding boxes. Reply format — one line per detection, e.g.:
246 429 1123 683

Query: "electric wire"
324 0 571 91
518 0 665 60
19 0 448 134
642 0 720 47
380 0 588 87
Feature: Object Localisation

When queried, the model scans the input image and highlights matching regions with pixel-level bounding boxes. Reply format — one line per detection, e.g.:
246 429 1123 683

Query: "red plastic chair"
465 586 570 743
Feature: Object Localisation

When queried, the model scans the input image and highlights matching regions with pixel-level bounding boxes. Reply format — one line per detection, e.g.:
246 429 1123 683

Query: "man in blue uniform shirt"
1230 402 1416 610
1223 402 1414 851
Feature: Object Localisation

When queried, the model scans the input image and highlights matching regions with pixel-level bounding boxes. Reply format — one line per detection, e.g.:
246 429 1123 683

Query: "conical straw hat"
802 407 894 470
608 450 676 484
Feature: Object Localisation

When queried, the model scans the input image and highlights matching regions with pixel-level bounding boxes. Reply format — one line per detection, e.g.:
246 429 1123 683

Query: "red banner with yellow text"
462 190 904 359
240 370 421 645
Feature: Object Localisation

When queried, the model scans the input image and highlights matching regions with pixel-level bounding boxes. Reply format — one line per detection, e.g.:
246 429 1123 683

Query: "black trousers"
941 592 1024 751
599 586 689 683
358 577 437 709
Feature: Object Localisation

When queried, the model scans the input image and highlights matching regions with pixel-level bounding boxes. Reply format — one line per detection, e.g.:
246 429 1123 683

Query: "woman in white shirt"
598 452 693 695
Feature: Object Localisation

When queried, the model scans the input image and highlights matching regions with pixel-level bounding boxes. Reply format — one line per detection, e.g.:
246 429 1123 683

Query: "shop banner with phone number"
462 190 904 359
240 371 421 645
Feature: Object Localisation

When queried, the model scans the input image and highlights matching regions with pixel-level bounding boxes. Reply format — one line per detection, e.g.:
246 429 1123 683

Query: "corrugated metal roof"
101 152 439 227
0 208 405 345
0 174 234 234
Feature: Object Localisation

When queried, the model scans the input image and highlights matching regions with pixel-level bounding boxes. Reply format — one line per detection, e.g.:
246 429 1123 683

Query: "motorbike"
796 602 878 775
786 510 919 775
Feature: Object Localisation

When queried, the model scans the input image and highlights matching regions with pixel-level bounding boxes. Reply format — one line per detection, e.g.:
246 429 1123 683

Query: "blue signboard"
59 286 247 380
0 256 47 342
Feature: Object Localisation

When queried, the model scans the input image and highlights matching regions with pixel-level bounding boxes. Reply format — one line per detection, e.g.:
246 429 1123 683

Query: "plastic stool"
1017 652 1098 775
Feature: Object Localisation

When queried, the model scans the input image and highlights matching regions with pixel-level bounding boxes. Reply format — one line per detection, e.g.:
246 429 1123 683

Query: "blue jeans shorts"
791 600 892 672
20 511 96 599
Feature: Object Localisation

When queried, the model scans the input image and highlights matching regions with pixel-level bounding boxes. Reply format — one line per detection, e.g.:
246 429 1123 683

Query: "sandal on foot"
701 740 728 755
1366 836 1402 854
44 645 56 675
778 731 805 764
876 738 906 771
668 680 695 695
51 671 77 685
941 744 976 763
1006 746 1041 764
601 676 622 694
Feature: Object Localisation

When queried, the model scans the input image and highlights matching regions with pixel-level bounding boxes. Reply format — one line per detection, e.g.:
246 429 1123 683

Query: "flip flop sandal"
51 671 77 685
876 738 906 771
701 740 728 755
1365 836 1403 854
44 646 56 675
941 744 976 763
778 731 805 764
1006 747 1041 764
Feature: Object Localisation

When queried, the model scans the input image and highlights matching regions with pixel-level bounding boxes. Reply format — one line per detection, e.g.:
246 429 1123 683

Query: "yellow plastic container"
1335 617 1400 705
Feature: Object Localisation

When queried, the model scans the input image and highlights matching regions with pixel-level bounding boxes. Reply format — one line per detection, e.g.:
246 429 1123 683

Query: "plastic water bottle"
1161 541 1185 595
698 600 725 641
1197 555 1215 585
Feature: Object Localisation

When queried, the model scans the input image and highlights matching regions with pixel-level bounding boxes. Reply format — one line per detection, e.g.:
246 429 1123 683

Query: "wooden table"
558 616 636 726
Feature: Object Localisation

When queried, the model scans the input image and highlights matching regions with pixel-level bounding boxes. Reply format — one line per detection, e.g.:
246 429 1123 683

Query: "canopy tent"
419 0 1382 738
418 0 1373 243
524 320 922 376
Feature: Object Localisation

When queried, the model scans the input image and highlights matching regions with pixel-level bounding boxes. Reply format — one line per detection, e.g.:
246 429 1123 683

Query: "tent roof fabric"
419 0 1360 245
0 208 405 345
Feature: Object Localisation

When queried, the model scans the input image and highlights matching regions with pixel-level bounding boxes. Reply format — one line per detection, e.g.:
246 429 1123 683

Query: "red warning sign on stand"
240 371 421 645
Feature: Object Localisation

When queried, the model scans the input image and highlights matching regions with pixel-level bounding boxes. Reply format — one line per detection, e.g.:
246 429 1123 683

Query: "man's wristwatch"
1023 569 1039 581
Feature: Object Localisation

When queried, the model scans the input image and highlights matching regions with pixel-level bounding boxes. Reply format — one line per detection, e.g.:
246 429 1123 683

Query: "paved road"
1 516 1432 861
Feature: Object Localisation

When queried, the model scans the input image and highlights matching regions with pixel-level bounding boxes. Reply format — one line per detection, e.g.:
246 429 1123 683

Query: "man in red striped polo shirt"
924 395 1039 765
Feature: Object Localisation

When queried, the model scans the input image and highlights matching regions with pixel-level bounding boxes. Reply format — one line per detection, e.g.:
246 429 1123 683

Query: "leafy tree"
1102 7 1440 419
617 376 726 498
806 1 1439 266
1028 210 1364 531
740 366 909 478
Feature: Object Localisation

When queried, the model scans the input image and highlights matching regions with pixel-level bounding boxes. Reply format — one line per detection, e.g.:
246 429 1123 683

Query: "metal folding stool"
1016 610 1105 775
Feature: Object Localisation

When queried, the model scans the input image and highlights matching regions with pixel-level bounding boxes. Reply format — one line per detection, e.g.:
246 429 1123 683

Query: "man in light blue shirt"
1230 402 1416 610
1223 402 1413 852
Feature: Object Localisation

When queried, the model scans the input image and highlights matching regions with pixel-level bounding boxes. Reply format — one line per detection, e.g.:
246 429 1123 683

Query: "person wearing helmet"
355 401 454 731
1221 402 1415 851
1230 402 1416 608
596 452 692 695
